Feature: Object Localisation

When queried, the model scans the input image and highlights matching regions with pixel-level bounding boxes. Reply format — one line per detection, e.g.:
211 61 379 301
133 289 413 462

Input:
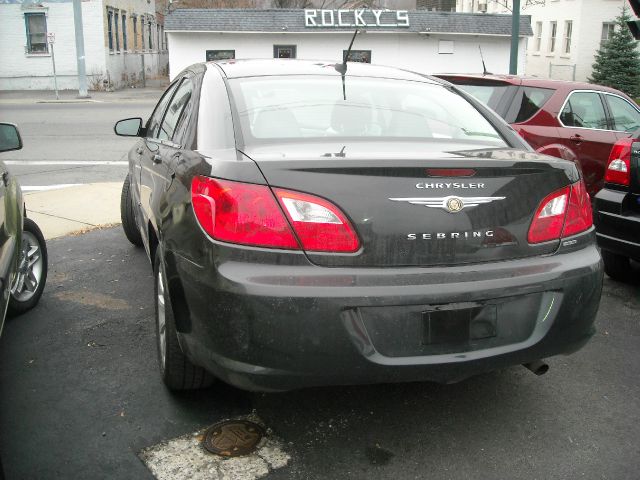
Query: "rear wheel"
121 174 143 246
601 250 631 282
8 218 47 317
154 249 214 390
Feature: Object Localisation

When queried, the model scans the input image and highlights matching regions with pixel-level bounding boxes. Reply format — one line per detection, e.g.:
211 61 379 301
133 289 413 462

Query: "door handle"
569 135 583 144
152 154 162 164
136 147 144 155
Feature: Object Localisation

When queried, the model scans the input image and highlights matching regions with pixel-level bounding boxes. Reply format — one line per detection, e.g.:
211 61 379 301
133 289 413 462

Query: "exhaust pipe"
523 360 549 376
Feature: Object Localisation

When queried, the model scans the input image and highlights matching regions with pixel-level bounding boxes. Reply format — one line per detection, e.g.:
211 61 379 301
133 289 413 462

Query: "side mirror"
0 123 23 153
114 117 144 137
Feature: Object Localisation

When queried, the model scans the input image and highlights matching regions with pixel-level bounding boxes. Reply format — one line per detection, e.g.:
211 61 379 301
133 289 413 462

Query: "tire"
154 248 214 390
121 174 143 247
601 250 631 282
7 217 48 317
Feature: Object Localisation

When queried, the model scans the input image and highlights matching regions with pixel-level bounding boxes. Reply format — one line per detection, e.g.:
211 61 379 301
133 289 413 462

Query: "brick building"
0 0 169 91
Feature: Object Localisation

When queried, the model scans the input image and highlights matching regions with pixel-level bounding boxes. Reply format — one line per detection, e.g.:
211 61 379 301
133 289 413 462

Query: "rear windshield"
451 83 510 110
507 87 554 124
228 75 506 147
445 79 554 125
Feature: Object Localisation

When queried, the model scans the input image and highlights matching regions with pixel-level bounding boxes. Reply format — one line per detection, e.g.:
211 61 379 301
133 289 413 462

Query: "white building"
164 8 532 80
456 0 633 82
0 0 168 91
524 0 630 82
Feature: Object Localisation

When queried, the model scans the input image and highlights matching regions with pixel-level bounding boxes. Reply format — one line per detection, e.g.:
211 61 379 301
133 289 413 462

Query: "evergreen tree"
589 7 640 98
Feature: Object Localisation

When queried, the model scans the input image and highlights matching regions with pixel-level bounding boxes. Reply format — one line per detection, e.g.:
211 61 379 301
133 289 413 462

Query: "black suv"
594 129 640 281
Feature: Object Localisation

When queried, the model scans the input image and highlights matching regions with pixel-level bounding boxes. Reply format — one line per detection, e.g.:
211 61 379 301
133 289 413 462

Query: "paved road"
0 90 160 189
0 228 638 479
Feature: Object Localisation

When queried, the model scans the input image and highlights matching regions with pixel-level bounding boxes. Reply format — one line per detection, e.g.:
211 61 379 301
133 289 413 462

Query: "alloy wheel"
11 230 44 302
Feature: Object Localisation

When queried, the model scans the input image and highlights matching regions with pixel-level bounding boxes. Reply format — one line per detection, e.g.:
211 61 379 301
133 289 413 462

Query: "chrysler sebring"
115 60 602 391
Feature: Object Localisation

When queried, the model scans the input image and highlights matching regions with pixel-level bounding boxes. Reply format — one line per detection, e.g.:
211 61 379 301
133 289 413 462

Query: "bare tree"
169 0 387 8
489 0 546 11
273 0 313 7
169 0 260 8
273 0 381 7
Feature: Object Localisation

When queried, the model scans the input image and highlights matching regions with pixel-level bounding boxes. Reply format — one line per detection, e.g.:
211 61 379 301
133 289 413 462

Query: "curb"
36 99 104 104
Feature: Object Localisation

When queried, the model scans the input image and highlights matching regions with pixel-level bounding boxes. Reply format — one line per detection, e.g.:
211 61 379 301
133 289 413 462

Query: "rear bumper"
166 241 603 391
594 188 640 261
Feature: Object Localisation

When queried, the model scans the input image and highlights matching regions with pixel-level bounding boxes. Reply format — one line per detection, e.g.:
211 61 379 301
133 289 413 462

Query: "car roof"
206 59 437 83
435 73 630 95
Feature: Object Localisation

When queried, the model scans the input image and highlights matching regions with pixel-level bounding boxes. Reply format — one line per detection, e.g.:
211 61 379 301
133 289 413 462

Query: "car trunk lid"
242 141 577 267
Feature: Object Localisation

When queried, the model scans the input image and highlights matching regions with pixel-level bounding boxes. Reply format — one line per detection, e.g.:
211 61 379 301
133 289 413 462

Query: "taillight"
562 179 593 237
274 188 360 253
527 187 569 243
604 138 633 186
190 176 360 253
527 180 593 244
191 176 299 249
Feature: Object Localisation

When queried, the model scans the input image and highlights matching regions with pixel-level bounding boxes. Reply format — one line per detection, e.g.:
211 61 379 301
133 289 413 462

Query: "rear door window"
604 94 640 133
559 91 608 129
506 86 554 123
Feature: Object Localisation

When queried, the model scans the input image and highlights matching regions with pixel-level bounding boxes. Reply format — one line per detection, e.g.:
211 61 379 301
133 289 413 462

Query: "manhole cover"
202 420 266 457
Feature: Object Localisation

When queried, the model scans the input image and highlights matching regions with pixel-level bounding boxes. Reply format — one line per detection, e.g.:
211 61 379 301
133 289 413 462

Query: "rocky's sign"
304 9 410 28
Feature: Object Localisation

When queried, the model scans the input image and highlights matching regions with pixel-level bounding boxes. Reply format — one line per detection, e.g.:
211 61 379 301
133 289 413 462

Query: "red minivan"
436 74 640 197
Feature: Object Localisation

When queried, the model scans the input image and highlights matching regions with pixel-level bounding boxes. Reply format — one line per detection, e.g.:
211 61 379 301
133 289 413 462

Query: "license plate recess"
422 303 497 346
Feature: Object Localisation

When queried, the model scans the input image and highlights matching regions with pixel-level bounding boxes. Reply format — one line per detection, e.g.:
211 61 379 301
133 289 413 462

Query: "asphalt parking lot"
0 226 639 480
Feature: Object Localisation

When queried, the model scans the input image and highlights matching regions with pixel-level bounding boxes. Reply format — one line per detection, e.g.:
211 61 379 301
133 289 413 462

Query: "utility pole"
509 0 521 75
72 0 89 98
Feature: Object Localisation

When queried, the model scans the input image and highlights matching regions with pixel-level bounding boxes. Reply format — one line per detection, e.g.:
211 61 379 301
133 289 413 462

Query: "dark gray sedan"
115 60 602 392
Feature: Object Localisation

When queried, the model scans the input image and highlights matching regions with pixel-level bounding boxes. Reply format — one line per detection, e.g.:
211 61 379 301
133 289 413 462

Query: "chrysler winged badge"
388 195 506 213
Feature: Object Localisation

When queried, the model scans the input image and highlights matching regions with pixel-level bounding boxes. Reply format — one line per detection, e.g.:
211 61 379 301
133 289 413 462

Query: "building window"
563 20 572 54
122 13 127 51
114 11 120 51
601 22 615 47
140 17 145 50
24 12 48 54
534 21 542 52
156 24 161 52
148 20 153 51
549 21 557 53
132 16 138 51
107 10 113 51
343 50 371 63
273 45 297 59
438 40 454 54
206 50 235 61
